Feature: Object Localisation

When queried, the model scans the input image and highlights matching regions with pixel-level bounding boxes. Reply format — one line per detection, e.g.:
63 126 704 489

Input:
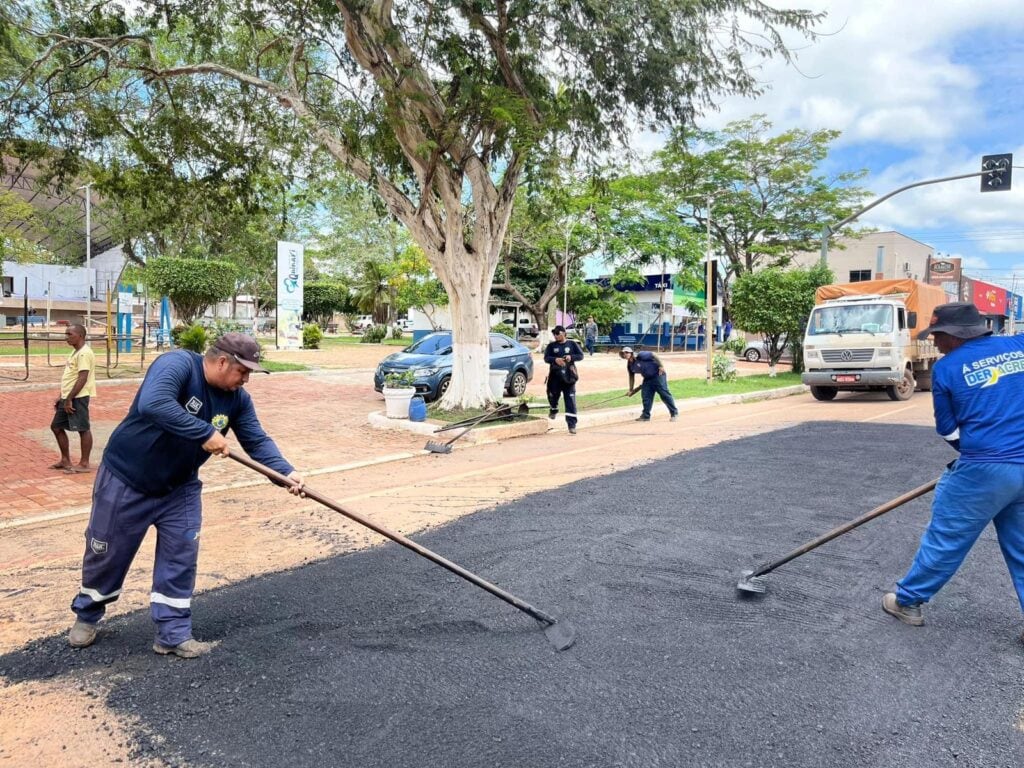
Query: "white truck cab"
802 290 939 402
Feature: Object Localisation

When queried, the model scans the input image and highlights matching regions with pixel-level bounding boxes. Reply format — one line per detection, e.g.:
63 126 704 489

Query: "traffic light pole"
819 169 994 266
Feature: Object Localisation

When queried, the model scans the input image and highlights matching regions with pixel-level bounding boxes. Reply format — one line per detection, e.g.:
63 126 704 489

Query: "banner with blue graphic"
276 241 304 349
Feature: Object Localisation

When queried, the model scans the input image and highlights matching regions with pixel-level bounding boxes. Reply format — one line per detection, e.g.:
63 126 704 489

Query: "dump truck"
801 278 947 401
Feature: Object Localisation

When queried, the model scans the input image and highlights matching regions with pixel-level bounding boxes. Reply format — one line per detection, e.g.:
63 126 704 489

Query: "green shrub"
712 352 737 381
490 322 514 337
384 370 416 388
720 336 746 355
390 325 404 340
170 324 189 347
302 323 323 349
176 324 209 353
361 324 388 343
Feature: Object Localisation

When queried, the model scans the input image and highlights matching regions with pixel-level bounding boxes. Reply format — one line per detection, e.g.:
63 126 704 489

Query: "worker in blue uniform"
68 333 304 658
884 303 1024 641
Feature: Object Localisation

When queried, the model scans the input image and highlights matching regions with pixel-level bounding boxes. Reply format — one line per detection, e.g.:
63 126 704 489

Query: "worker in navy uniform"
68 333 304 658
620 346 679 422
543 325 584 434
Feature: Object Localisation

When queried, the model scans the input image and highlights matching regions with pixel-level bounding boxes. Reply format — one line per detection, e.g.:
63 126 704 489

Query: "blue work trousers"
896 461 1024 612
640 375 679 419
71 465 203 646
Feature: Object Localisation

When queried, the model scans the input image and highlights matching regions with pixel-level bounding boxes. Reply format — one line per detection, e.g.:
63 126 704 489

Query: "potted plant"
382 370 417 418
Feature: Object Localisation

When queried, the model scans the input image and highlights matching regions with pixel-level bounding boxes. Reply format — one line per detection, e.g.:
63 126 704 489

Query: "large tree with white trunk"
2 0 822 407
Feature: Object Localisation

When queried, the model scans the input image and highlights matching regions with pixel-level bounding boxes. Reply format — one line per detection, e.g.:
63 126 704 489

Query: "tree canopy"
729 263 834 374
2 0 824 406
654 115 867 296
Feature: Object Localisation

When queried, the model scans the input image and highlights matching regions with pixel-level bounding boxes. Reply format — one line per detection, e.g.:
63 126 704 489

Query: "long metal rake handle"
749 477 939 579
228 450 562 627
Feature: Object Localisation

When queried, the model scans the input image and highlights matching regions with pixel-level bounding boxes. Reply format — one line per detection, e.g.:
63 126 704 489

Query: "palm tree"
351 259 391 324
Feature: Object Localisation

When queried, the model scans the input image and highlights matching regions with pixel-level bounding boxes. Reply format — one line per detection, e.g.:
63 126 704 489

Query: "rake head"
543 619 577 652
736 569 768 595
424 440 453 454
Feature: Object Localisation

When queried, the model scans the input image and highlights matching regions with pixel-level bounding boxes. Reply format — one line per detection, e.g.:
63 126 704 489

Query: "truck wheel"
915 372 932 391
810 386 837 401
886 370 915 401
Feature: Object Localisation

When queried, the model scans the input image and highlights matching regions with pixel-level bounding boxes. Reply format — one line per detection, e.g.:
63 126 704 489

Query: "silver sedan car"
738 336 792 363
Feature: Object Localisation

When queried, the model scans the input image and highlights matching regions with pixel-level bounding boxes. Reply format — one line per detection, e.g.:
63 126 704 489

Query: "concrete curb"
368 384 808 436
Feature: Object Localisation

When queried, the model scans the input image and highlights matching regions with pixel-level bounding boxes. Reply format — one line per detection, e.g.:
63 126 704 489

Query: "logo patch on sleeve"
185 396 203 414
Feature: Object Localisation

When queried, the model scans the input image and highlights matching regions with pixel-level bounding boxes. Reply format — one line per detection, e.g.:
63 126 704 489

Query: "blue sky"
635 1 1024 289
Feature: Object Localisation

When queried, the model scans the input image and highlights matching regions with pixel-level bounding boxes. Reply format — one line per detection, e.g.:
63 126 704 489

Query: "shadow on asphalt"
3 422 1023 767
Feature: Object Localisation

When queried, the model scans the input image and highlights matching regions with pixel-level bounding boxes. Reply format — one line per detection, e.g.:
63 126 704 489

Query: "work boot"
635 416 650 422
153 638 215 659
548 410 557 420
68 620 97 648
568 425 577 434
882 593 924 626
670 415 678 422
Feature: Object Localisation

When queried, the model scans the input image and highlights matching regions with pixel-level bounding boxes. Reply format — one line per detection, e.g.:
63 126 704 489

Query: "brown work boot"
153 638 215 659
882 592 924 626
68 620 98 648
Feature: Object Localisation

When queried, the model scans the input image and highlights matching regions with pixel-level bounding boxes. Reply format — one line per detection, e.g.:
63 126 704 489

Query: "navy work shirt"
102 350 294 495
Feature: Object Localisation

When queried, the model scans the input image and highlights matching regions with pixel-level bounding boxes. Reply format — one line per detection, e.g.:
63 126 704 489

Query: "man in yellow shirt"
51 324 96 472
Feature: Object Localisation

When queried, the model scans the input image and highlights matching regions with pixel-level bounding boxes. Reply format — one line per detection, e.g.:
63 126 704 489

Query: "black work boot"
882 593 924 626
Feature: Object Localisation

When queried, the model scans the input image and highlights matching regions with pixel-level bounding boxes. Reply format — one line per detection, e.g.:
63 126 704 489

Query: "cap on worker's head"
620 346 634 356
213 332 269 373
552 325 566 335
916 302 992 341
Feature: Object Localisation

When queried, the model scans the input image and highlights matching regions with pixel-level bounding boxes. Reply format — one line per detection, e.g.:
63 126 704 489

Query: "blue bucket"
408 395 427 422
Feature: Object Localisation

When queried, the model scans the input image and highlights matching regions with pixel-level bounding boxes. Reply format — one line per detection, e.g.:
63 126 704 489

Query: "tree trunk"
436 245 495 409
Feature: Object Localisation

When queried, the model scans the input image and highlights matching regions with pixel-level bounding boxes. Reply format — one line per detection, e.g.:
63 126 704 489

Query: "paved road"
3 418 1022 767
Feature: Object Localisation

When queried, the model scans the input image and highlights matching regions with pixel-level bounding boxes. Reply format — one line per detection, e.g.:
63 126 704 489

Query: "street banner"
276 241 304 349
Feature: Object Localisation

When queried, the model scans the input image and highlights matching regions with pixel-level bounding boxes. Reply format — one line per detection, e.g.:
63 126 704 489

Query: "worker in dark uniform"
620 346 679 422
68 333 304 658
543 325 584 434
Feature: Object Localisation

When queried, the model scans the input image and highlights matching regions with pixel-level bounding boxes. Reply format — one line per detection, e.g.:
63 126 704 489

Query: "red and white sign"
971 279 1007 314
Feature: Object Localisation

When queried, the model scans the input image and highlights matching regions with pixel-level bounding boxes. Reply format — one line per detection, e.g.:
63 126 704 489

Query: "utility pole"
78 183 93 330
705 193 714 384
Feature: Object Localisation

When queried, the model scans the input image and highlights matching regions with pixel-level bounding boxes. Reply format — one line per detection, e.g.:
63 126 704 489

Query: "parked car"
502 316 539 338
374 331 534 402
350 315 375 333
738 335 792 363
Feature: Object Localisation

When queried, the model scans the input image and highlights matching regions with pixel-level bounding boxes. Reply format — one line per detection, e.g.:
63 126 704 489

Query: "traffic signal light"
981 153 1012 192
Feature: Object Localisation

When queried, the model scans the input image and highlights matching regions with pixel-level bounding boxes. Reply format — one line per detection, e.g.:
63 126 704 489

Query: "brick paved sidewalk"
0 347 781 523
0 370 428 523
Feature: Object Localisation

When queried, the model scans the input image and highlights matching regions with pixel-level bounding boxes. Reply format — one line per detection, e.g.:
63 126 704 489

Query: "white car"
351 315 375 332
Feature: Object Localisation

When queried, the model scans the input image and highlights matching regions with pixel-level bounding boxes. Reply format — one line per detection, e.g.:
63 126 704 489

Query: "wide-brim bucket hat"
916 302 992 340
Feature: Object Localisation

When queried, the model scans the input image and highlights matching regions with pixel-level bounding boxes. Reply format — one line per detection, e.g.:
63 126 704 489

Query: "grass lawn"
261 360 309 372
319 335 409 348
575 372 802 409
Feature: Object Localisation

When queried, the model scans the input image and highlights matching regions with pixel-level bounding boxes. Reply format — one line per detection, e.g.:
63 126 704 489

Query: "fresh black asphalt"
3 421 1024 767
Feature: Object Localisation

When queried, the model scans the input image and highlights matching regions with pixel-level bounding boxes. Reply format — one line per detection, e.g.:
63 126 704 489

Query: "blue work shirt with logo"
102 350 294 495
931 334 1024 463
